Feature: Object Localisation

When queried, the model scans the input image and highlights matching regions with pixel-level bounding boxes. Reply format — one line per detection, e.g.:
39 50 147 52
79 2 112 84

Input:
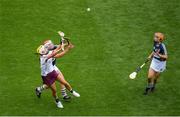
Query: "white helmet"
43 40 54 50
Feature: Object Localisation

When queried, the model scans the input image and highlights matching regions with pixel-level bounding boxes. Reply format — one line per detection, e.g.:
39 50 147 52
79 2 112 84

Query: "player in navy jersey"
144 32 168 95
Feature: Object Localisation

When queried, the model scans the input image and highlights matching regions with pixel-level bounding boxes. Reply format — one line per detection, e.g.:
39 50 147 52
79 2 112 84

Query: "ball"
87 8 91 11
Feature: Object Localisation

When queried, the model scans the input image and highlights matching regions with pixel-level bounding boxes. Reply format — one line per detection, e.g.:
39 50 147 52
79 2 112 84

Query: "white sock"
38 84 46 92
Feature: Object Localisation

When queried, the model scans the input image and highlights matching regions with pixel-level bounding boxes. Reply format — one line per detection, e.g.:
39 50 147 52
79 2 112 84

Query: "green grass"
0 0 180 115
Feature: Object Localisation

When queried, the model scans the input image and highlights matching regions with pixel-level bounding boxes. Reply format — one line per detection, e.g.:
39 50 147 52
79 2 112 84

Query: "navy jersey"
52 58 56 66
51 45 58 66
153 41 167 61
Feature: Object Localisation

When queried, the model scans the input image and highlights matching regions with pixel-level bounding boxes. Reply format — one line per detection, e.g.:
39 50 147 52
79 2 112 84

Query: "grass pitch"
0 0 180 116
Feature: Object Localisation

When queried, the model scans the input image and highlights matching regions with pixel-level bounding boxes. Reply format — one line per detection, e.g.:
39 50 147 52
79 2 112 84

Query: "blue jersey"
50 45 58 66
153 41 167 61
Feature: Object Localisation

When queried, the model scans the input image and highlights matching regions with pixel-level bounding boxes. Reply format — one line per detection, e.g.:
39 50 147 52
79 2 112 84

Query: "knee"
148 72 153 79
148 74 153 79
147 74 155 83
148 71 155 79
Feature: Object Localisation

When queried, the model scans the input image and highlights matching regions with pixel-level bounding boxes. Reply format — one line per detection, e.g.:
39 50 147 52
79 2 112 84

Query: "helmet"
43 40 54 50
36 45 48 55
154 32 165 42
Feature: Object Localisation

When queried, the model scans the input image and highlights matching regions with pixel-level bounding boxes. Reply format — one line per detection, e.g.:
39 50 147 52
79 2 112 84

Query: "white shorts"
54 65 61 74
150 58 166 73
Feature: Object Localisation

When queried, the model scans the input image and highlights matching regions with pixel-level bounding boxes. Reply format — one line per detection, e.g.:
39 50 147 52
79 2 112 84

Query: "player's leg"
56 74 80 97
60 83 71 100
151 72 160 92
144 68 156 95
35 84 48 98
55 67 71 100
50 82 58 101
49 82 63 108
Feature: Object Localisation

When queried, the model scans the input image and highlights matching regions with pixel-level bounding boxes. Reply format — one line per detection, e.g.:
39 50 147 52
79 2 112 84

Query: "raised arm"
54 43 74 58
47 48 62 59
54 48 70 58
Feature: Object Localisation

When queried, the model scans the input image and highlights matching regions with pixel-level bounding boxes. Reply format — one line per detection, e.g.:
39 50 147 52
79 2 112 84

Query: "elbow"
163 55 168 61
165 55 168 60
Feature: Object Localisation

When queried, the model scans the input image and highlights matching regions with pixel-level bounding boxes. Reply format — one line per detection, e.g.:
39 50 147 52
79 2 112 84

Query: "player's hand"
61 44 65 50
154 50 160 56
68 43 74 49
155 52 160 56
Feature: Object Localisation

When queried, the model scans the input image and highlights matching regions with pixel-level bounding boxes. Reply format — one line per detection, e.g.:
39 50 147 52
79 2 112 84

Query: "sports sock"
148 78 151 83
38 84 46 92
54 95 59 103
151 80 156 91
154 79 157 86
70 89 73 93
61 88 67 97
55 98 60 103
145 83 153 92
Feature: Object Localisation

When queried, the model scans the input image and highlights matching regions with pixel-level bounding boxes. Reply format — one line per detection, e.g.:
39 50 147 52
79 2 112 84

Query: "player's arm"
159 45 168 60
159 54 168 59
154 46 168 60
155 52 168 60
54 43 74 58
54 44 62 51
54 48 69 58
47 48 62 59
